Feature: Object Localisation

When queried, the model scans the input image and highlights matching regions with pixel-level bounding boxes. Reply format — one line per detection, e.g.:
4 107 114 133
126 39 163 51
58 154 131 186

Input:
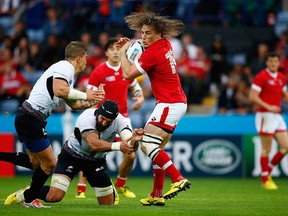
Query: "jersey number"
165 50 176 74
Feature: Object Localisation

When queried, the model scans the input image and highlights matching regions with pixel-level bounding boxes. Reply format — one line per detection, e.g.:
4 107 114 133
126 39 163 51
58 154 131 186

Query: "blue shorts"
15 107 50 152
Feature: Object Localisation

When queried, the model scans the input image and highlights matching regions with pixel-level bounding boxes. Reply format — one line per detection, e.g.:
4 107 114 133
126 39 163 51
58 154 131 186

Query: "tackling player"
3 41 105 208
4 100 144 206
75 38 144 199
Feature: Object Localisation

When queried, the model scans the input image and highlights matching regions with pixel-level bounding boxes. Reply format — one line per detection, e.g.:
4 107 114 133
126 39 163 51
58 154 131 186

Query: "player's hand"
132 128 144 140
130 94 144 111
120 137 134 155
131 128 144 151
267 105 281 113
115 37 130 48
86 84 105 101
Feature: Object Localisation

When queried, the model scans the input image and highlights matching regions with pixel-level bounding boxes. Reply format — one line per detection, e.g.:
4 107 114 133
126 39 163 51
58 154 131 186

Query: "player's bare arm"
249 89 280 113
53 79 105 101
64 99 101 110
129 80 144 111
82 130 133 154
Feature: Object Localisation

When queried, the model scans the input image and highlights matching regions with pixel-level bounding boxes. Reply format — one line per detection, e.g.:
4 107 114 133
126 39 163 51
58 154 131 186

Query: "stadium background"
1 0 288 179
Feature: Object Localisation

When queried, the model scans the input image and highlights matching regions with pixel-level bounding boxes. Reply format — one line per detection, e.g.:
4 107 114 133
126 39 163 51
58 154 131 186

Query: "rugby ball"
126 39 145 64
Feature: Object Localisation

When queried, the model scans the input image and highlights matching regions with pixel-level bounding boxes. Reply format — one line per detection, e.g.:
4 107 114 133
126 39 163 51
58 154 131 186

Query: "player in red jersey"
76 38 144 199
116 12 191 206
250 53 288 190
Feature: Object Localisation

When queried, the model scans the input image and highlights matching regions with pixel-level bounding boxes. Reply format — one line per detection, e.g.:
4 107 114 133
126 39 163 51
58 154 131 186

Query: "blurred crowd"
1 0 288 122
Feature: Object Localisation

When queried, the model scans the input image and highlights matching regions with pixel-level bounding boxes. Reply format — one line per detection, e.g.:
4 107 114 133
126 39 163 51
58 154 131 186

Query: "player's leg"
4 146 55 208
76 171 87 198
259 135 277 189
140 103 190 201
115 152 136 198
85 159 116 205
45 174 71 202
0 152 35 170
269 116 288 174
23 145 56 202
255 113 278 190
271 131 288 173
40 147 78 204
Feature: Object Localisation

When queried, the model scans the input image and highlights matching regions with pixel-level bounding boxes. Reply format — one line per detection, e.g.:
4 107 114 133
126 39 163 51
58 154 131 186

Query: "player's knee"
141 133 163 160
261 149 270 156
280 148 288 154
47 192 64 202
29 157 40 170
49 175 70 202
124 151 136 161
94 185 113 197
42 159 57 174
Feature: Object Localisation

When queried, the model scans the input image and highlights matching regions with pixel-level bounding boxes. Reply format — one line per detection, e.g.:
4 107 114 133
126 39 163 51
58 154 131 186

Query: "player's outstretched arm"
63 83 105 110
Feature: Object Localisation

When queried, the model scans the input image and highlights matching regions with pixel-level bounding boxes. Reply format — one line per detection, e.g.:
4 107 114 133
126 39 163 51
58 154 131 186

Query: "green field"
0 176 287 216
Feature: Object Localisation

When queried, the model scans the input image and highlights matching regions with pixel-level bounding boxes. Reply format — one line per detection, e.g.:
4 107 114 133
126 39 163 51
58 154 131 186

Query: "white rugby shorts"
255 112 287 135
145 102 187 132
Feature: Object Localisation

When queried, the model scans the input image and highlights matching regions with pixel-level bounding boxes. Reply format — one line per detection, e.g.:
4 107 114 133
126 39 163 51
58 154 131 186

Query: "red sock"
268 151 285 173
151 162 165 198
153 150 184 183
260 156 269 183
115 176 127 187
77 183 86 193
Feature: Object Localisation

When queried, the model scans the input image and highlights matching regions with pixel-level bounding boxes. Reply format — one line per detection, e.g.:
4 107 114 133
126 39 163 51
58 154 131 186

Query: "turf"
0 176 287 216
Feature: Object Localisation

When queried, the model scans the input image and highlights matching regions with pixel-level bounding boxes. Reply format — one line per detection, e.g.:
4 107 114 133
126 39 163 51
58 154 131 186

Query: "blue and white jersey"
67 108 132 160
26 60 75 117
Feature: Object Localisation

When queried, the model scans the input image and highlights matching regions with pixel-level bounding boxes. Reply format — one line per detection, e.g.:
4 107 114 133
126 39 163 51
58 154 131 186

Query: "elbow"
54 88 67 98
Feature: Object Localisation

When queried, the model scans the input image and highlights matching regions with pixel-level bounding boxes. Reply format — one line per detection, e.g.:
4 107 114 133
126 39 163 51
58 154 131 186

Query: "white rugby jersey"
67 108 132 160
26 60 75 117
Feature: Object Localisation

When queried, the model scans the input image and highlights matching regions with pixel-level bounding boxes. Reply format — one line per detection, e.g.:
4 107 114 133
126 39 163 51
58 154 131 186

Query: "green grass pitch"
0 176 287 216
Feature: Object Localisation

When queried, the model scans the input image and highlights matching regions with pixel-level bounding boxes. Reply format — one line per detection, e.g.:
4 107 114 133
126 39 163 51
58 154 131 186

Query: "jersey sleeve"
76 109 96 132
136 50 156 74
53 63 74 85
252 73 264 91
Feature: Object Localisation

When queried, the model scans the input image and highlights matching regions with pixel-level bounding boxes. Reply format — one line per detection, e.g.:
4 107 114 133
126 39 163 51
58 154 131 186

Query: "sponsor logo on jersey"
105 76 116 82
193 139 241 175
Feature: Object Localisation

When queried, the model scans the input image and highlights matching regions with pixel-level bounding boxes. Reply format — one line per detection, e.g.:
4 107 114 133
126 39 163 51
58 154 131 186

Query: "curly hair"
124 12 185 37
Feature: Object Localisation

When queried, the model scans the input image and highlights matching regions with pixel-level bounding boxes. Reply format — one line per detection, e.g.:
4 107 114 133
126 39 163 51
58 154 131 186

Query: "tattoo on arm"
81 130 98 139
78 100 99 109
64 99 100 110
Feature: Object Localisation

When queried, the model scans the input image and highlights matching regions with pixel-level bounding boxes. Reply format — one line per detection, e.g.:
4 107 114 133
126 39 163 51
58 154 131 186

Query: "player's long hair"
124 12 185 37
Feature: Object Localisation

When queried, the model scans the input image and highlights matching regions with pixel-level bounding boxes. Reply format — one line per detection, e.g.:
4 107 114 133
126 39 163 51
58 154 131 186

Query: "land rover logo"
193 139 241 175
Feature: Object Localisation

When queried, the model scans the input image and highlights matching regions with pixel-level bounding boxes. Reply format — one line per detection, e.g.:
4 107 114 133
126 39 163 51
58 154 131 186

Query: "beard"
96 122 109 132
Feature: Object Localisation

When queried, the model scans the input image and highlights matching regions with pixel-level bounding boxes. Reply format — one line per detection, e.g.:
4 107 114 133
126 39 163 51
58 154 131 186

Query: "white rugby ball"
126 39 145 64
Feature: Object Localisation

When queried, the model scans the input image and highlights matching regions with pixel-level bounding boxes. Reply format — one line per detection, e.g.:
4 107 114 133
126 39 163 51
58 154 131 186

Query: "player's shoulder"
255 69 267 78
277 71 286 79
91 62 107 75
79 108 97 119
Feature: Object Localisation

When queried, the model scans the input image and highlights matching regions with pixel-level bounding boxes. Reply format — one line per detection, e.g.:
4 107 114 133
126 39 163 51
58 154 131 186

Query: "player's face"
106 45 121 66
266 56 280 73
76 53 88 74
96 115 114 132
141 25 161 48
